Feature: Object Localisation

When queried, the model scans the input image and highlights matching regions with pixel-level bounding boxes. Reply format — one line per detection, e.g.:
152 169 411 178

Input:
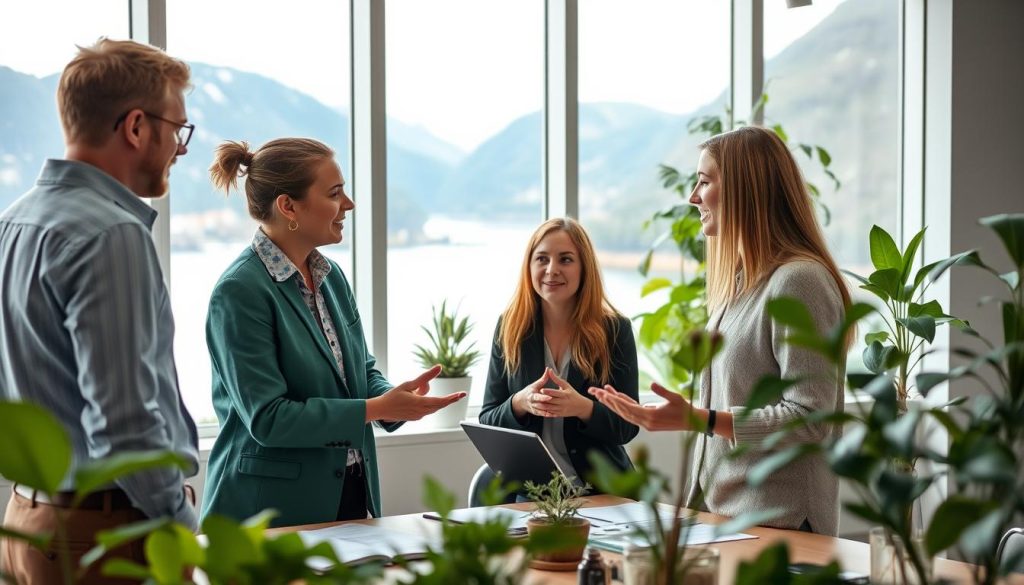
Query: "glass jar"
869 526 933 585
621 545 719 585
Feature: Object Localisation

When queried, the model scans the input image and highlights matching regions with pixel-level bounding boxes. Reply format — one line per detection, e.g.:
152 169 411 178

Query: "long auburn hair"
499 218 621 384
700 126 851 323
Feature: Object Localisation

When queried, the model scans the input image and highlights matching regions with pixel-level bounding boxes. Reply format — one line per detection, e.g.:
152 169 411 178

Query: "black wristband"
705 409 717 437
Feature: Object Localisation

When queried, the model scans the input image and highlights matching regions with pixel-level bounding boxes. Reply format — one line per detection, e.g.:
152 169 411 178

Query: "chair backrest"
467 463 517 508
997 527 1024 574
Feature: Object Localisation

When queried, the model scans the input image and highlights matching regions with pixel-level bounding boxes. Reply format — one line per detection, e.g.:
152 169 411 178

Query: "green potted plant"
413 300 482 428
744 213 1024 584
522 472 591 567
0 401 379 585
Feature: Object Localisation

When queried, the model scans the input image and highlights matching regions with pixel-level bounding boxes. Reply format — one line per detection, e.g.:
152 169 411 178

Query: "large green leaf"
735 542 791 585
641 277 672 298
0 402 71 494
82 517 174 570
882 409 921 458
202 514 262 580
868 268 903 300
916 372 953 397
145 528 185 584
870 225 903 271
740 376 799 416
73 450 191 506
863 341 898 374
900 227 926 288
980 213 1024 270
766 297 816 334
928 250 984 283
925 497 998 555
896 316 936 343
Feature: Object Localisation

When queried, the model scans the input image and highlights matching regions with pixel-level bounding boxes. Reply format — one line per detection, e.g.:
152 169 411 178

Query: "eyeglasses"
112 110 195 147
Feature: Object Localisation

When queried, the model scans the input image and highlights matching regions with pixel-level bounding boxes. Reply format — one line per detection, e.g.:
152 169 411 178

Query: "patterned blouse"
251 228 361 466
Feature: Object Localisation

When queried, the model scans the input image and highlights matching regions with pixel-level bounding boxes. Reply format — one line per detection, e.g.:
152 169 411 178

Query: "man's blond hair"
57 38 191 147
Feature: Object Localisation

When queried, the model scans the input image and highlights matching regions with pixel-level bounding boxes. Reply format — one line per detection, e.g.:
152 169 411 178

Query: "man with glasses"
0 38 199 584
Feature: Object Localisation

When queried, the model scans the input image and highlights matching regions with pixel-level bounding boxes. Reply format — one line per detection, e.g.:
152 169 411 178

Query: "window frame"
134 0 915 436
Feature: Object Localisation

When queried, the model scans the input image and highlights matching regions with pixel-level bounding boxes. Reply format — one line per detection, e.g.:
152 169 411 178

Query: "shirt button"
330 341 336 346
335 469 345 478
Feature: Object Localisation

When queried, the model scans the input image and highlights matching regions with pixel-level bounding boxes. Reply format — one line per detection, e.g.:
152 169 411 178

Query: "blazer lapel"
274 278 346 389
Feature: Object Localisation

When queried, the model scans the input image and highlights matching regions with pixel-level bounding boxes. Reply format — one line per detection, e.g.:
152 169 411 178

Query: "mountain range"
0 0 895 266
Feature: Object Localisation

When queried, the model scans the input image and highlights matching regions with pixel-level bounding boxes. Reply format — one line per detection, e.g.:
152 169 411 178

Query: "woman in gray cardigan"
590 126 851 535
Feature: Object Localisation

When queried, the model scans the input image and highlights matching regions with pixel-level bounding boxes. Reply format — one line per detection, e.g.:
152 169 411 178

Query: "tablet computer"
460 421 570 486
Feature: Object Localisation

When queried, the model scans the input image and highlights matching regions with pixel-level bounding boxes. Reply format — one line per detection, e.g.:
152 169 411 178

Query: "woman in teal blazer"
201 138 465 528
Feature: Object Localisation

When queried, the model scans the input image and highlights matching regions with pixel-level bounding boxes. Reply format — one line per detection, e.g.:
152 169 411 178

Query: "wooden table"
271 495 1021 584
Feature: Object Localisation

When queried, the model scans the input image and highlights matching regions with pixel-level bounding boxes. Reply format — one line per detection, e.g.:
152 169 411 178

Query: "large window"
0 1 128 212
578 0 731 386
166 1 352 425
764 0 899 272
0 0 910 430
765 0 900 371
384 0 544 407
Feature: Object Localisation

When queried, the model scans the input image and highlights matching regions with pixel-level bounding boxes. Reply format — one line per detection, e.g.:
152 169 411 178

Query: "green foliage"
407 476 541 585
744 212 1024 585
0 401 71 494
637 93 839 391
844 225 968 410
523 471 589 525
0 400 381 584
413 299 483 378
735 543 846 585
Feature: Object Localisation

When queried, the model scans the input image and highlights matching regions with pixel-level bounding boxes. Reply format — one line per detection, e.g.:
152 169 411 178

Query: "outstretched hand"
588 382 693 431
367 365 466 422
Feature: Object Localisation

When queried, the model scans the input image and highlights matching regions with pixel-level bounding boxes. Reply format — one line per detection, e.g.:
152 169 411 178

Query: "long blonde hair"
701 126 851 318
499 218 621 384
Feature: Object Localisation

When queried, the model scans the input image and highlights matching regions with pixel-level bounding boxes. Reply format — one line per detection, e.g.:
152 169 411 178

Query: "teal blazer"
201 247 399 528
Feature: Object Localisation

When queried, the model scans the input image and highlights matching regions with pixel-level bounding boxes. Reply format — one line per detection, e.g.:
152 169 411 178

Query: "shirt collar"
251 228 331 285
37 159 158 228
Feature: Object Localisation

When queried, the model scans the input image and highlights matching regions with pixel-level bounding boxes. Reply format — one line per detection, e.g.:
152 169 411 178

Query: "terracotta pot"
527 516 591 563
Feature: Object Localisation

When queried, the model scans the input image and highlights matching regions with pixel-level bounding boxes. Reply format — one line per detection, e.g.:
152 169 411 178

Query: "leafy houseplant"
0 401 380 585
843 225 968 415
413 300 482 427
522 472 591 564
745 213 1024 585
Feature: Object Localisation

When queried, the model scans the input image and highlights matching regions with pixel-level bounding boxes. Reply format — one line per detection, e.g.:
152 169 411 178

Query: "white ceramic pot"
426 376 472 428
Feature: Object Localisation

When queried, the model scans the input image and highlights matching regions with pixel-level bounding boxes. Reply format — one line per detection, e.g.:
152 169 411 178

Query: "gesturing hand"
366 365 466 422
513 368 593 420
531 368 594 420
588 382 694 431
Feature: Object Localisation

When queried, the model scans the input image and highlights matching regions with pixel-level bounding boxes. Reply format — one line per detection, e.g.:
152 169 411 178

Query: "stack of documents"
298 523 439 568
578 502 757 553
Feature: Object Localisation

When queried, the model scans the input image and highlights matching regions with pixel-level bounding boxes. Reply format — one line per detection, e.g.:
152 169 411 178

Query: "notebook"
298 523 437 568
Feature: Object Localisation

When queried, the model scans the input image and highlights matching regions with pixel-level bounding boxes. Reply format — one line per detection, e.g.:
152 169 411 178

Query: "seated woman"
479 218 639 490
590 126 850 535
201 138 465 527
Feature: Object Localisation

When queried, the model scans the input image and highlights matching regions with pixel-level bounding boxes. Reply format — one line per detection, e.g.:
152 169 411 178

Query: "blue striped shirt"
0 159 199 530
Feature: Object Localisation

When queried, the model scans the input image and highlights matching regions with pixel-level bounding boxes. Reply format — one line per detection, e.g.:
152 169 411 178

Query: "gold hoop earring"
288 219 299 231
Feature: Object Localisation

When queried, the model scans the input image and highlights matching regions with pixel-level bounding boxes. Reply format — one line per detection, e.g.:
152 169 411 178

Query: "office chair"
467 464 517 507
997 527 1024 574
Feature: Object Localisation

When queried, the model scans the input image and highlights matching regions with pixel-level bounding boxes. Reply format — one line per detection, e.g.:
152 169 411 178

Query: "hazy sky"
1 0 841 151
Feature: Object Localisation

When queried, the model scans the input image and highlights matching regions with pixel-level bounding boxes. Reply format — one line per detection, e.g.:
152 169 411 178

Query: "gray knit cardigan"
687 260 846 535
